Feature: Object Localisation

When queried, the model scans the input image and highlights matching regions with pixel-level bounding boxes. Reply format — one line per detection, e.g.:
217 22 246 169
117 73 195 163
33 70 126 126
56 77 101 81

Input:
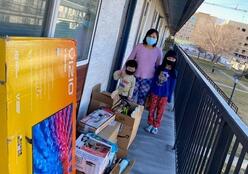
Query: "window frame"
135 0 150 45
151 10 159 28
44 0 102 66
0 0 51 37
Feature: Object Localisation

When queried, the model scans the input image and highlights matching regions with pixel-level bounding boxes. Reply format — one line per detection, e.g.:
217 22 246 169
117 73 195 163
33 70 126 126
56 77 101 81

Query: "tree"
192 18 237 72
163 36 175 52
196 46 206 59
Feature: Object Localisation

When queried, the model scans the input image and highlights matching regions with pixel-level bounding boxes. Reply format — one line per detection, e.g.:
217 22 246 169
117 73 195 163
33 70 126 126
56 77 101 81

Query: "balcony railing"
174 45 248 174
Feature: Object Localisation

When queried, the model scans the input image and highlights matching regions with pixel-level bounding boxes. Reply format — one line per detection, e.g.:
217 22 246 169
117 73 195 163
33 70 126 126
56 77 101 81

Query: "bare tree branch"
192 18 238 63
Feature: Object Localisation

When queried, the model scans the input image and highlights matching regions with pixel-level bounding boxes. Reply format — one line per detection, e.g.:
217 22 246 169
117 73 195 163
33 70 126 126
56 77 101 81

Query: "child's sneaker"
145 125 153 133
151 127 158 134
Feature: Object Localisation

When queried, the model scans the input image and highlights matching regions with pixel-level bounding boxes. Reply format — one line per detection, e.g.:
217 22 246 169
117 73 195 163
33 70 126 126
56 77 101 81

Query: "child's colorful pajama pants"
133 77 153 105
148 93 168 128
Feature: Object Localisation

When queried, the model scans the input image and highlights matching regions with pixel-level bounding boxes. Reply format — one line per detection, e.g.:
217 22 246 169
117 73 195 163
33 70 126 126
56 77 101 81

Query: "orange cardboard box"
0 37 77 174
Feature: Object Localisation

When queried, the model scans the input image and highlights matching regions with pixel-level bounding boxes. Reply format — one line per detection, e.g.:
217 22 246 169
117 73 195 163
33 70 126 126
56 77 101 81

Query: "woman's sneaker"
151 127 158 134
145 125 153 133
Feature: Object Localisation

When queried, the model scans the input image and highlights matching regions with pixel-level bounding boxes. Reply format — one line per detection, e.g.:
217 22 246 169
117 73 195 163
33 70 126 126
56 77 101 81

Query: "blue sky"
197 0 248 24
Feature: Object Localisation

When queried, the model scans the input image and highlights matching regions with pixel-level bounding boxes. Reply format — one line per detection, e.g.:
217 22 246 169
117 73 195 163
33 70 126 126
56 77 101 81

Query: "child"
113 60 138 99
145 50 177 134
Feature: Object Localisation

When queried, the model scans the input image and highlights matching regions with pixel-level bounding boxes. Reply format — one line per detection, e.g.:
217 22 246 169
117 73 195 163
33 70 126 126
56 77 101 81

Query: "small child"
113 60 138 99
145 50 177 134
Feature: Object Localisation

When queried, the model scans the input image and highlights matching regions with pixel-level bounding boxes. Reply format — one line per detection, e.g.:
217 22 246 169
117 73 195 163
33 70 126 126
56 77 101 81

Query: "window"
144 1 150 16
246 36 248 41
151 10 159 29
242 50 246 54
0 0 48 36
242 28 246 32
135 0 150 44
54 0 100 61
245 43 248 46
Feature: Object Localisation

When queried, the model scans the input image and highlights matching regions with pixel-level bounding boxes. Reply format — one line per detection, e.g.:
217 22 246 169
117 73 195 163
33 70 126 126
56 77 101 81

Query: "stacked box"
76 134 112 174
87 84 144 150
0 37 77 174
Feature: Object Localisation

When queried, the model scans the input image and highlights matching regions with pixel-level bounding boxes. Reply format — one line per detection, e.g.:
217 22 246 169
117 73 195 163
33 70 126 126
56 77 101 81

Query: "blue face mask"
146 36 157 46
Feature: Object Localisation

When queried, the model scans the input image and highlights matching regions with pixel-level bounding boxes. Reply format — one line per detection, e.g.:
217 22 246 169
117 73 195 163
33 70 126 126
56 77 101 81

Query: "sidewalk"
215 81 248 94
218 70 248 91
128 108 176 174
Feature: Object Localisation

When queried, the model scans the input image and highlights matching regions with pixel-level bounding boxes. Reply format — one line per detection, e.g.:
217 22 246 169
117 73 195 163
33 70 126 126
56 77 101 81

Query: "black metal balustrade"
174 45 248 174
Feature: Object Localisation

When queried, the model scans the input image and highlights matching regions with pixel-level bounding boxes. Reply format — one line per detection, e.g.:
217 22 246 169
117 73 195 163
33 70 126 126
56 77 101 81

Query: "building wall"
228 21 248 61
176 15 196 41
78 0 168 118
123 0 167 65
123 0 145 63
140 1 154 43
177 12 248 63
78 0 127 118
191 13 218 42
155 0 168 48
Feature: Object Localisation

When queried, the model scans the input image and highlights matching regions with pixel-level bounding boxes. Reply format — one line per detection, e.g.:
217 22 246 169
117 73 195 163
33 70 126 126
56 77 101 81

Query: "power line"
205 2 248 13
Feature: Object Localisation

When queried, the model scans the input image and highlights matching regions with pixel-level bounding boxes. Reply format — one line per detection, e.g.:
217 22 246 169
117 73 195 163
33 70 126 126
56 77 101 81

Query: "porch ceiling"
163 0 204 35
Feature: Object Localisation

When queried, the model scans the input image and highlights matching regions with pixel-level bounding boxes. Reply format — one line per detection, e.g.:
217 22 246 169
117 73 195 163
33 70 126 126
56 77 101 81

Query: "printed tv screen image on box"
32 104 73 174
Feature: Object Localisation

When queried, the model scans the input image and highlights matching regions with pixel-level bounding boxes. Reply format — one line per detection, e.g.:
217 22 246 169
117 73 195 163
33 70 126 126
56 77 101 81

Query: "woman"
127 29 163 105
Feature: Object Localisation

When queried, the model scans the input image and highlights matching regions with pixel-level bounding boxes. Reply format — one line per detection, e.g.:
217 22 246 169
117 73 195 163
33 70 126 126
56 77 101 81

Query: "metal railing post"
205 121 233 174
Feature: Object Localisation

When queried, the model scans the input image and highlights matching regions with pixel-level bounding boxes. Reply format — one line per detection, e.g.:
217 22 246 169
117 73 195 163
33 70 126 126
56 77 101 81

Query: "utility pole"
204 2 248 23
205 2 248 13
228 71 248 104
228 76 238 104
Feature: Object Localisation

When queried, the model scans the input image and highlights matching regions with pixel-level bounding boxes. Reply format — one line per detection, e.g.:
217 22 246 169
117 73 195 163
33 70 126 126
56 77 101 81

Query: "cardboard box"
110 160 135 174
116 148 128 159
88 84 144 150
0 37 77 174
76 148 132 174
78 108 115 134
98 120 121 143
87 85 113 114
76 134 111 174
115 105 143 150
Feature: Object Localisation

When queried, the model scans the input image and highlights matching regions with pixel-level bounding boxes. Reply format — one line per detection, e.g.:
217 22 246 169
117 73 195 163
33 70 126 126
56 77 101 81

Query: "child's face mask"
126 66 136 75
166 56 176 66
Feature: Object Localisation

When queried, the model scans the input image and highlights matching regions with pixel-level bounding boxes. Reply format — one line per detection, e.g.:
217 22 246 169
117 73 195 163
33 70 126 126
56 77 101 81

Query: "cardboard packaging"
98 121 121 144
110 160 135 174
114 104 143 150
78 108 115 134
87 85 113 114
76 134 111 174
0 37 77 174
88 84 144 150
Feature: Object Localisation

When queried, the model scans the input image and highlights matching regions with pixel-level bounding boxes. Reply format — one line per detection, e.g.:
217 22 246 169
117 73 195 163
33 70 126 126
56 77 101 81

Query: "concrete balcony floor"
128 107 176 174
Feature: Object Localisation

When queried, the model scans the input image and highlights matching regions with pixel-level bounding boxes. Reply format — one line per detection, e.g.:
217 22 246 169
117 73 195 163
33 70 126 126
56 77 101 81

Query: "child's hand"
120 71 125 78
